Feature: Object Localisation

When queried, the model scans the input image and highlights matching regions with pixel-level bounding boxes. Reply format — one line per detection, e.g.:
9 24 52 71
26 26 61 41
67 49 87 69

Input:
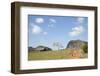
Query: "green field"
28 49 87 60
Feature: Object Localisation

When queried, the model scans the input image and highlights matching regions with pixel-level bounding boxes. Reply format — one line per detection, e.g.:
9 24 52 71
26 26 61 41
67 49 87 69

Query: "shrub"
82 44 88 53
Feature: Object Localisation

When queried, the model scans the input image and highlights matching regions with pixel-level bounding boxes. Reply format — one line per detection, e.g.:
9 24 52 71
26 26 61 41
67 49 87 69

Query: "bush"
82 44 88 53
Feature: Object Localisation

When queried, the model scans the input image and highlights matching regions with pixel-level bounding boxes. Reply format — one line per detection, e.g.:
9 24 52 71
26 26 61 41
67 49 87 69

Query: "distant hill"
29 46 52 52
29 40 88 53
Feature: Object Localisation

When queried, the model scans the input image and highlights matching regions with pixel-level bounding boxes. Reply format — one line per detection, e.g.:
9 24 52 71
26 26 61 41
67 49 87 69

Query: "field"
28 49 87 60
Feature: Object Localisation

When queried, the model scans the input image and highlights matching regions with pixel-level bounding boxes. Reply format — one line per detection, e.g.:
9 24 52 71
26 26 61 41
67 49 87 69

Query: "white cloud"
35 18 44 24
48 24 54 28
43 31 48 35
50 19 56 23
69 26 84 36
48 19 56 28
77 17 85 24
69 17 85 37
30 23 36 27
32 25 42 34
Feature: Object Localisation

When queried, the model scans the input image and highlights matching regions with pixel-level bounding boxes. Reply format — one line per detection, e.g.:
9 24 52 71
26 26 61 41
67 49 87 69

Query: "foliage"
53 42 63 50
82 44 88 53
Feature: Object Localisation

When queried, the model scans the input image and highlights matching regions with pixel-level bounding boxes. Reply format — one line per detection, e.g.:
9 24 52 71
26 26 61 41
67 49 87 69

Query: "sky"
28 15 88 50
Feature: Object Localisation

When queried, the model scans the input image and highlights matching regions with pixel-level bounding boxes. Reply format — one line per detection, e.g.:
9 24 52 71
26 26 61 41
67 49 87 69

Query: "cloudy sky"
28 15 88 50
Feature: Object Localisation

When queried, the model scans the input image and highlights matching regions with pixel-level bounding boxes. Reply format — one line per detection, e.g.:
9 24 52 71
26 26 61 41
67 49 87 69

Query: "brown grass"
28 49 87 60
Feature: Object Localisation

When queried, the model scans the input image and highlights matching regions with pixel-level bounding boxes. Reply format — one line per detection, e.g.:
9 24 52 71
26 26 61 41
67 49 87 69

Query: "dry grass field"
28 49 87 60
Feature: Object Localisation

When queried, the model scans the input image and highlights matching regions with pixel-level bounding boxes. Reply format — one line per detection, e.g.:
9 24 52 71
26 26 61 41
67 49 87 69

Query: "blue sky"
28 15 88 50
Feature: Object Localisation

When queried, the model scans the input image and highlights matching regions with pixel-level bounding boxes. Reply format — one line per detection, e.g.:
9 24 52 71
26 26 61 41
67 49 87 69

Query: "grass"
28 49 87 60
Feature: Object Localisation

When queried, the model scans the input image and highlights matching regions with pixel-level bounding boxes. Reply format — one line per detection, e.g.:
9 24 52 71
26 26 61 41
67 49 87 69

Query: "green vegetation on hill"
82 43 88 53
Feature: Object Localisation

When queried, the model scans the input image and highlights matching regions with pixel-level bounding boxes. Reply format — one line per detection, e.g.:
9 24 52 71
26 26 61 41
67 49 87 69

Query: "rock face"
67 40 87 50
28 46 52 52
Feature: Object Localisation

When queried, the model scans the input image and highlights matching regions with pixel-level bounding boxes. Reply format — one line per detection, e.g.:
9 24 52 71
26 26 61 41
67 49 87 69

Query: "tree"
53 42 63 50
82 44 88 53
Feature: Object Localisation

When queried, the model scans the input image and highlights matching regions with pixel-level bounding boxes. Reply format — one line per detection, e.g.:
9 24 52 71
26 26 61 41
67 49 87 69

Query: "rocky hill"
67 40 88 53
